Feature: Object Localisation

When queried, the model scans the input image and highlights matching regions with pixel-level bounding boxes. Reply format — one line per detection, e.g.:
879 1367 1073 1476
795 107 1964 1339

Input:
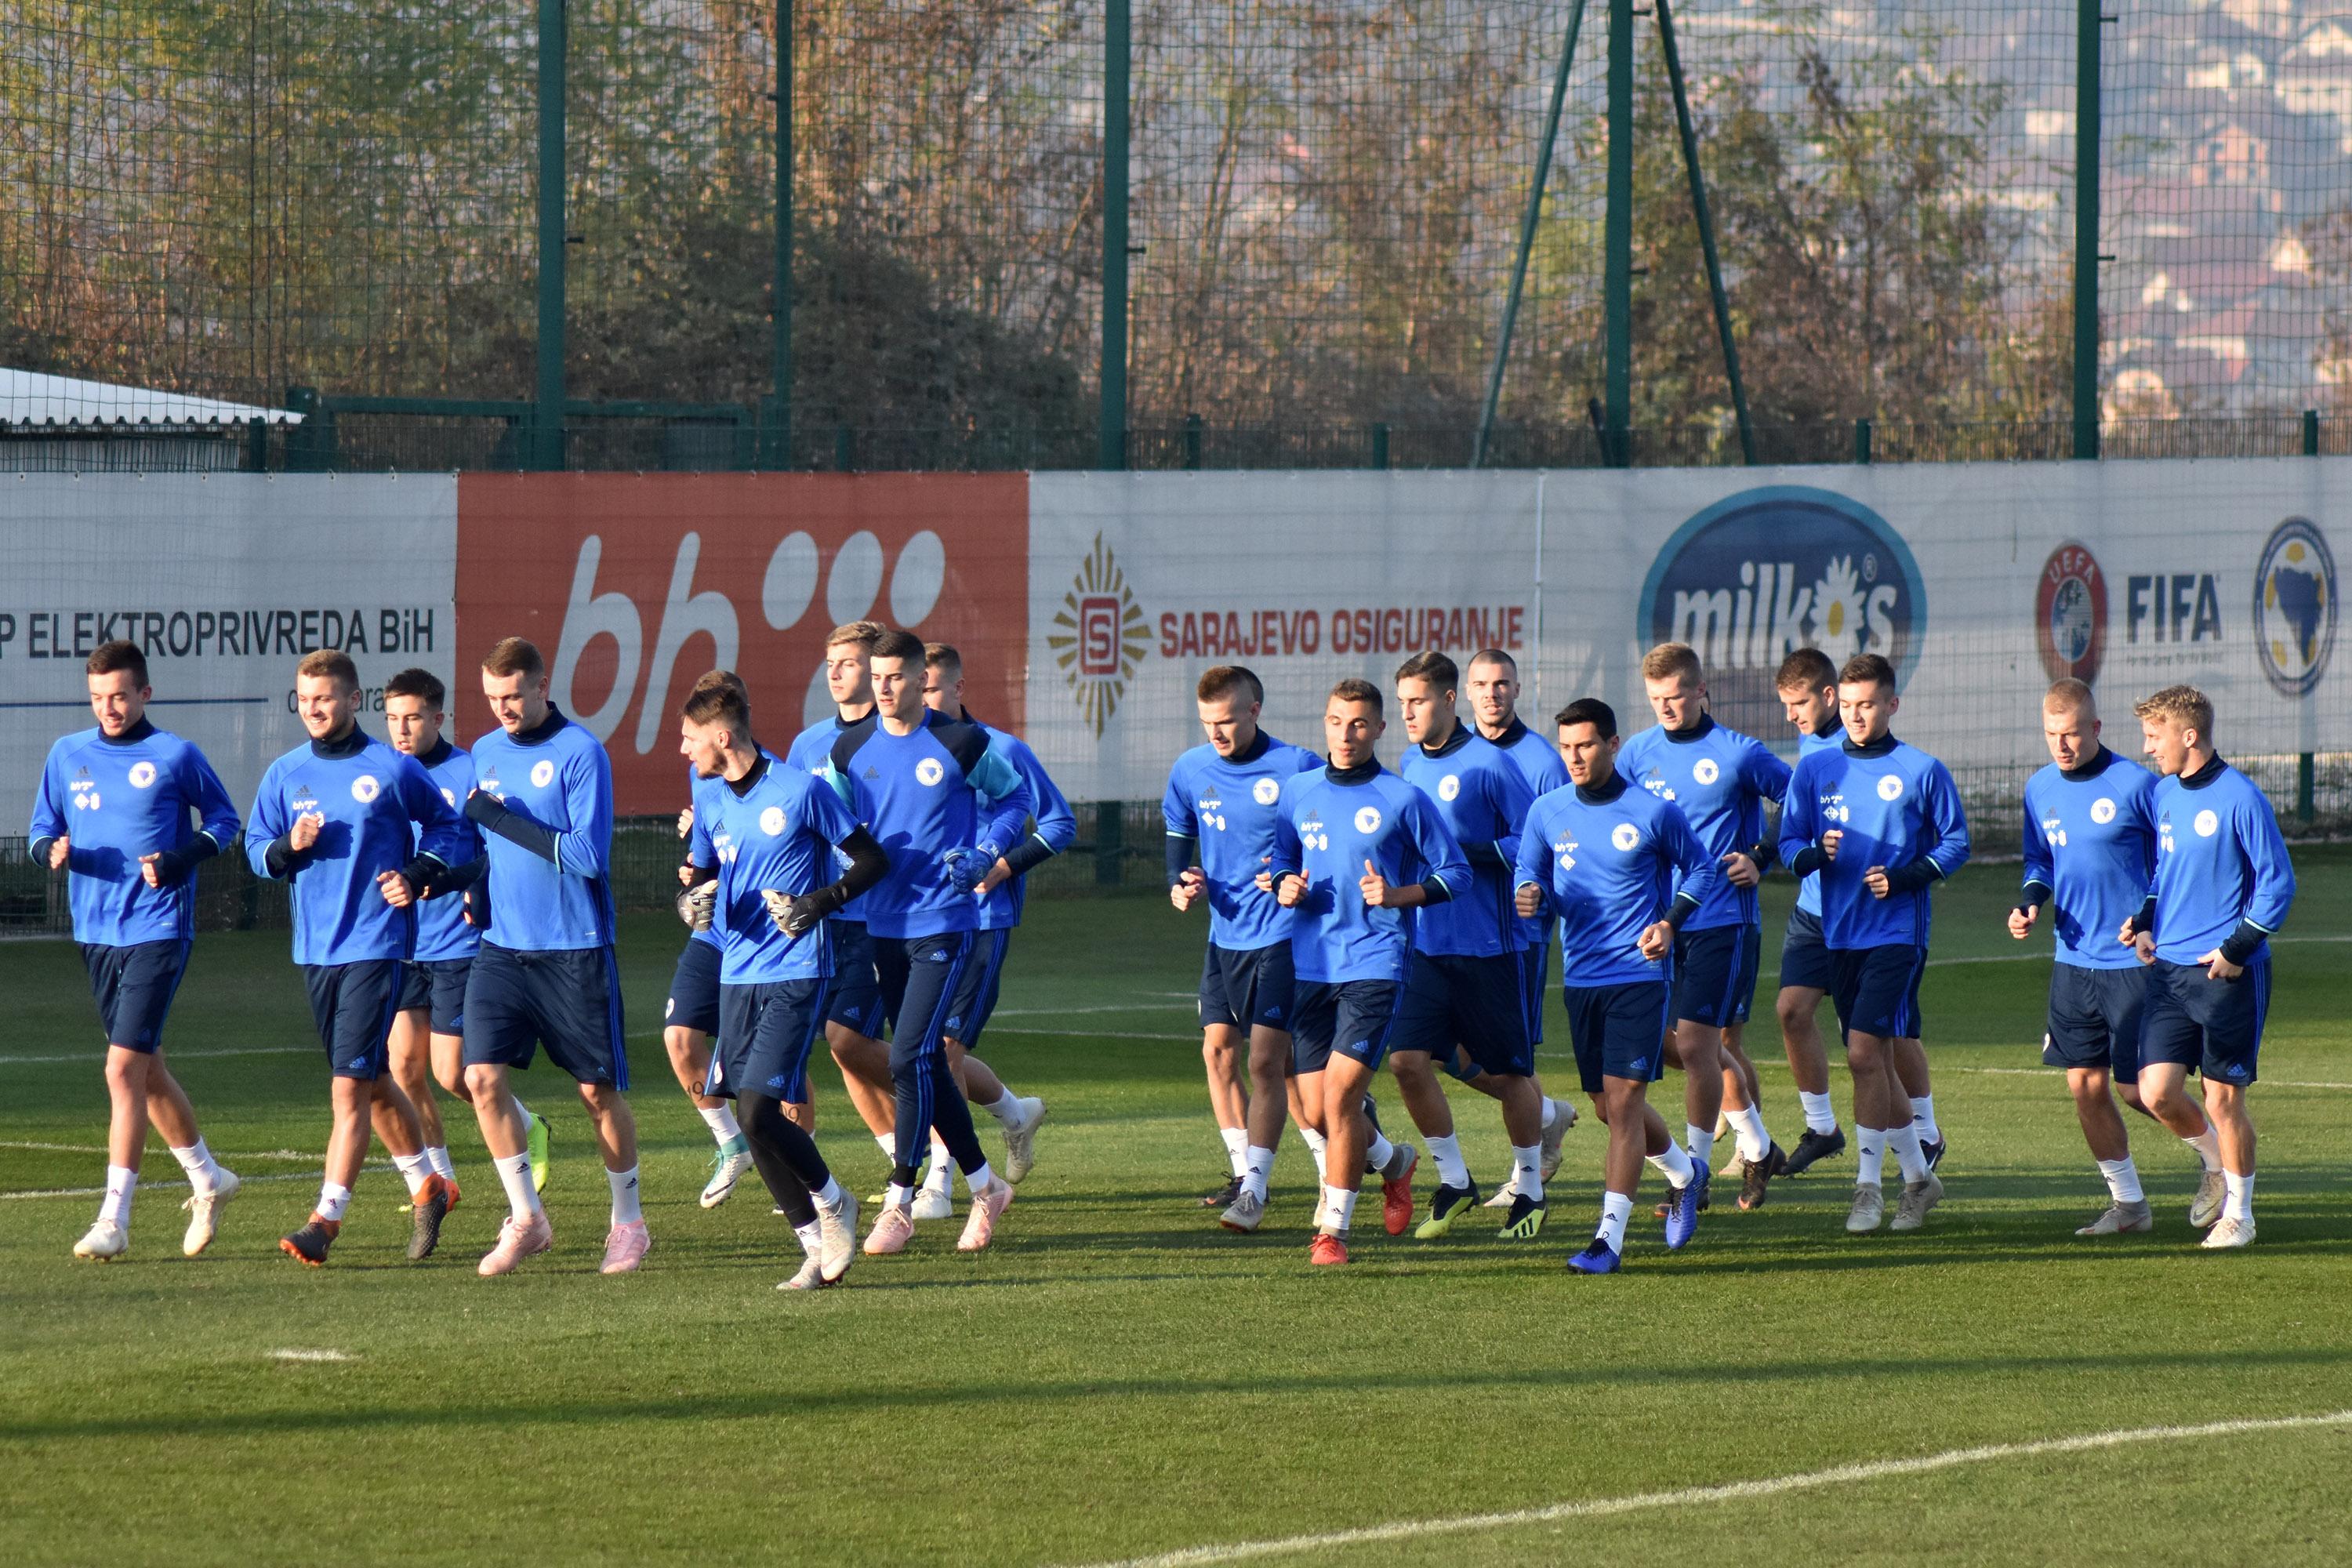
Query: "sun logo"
1048 533 1149 738
1811 554 1868 655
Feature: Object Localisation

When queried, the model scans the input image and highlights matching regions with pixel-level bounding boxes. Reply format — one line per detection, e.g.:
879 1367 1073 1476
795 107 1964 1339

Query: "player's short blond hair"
296 648 359 689
826 620 884 653
2132 684 2213 738
2043 677 2096 720
481 637 545 681
1641 642 1703 684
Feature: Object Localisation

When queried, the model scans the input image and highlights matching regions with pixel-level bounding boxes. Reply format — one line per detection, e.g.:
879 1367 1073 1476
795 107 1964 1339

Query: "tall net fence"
4 2 2352 466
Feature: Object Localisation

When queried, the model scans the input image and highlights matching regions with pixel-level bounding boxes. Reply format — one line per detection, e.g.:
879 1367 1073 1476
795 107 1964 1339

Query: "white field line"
0 1142 321 1160
1066 1409 2352 1568
267 1348 358 1363
3 1161 388 1202
0 1044 312 1067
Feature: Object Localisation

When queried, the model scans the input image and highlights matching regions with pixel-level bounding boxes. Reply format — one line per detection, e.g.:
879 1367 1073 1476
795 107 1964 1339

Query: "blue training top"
29 718 240 947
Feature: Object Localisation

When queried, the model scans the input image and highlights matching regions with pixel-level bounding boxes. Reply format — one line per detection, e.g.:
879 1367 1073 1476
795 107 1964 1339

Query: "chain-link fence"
5 2 2352 469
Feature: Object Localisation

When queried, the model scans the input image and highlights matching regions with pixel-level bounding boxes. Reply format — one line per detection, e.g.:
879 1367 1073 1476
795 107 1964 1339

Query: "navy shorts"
1200 940 1297 1033
1780 906 1834 993
1523 938 1552 1044
303 960 404 1080
2042 962 2147 1083
1830 945 1928 1041
1291 979 1403 1074
1393 951 1535 1076
944 927 1014 1049
1674 924 1761 1029
397 958 471 1036
2141 955 2268 1087
826 920 891 1040
462 942 630 1088
711 978 831 1103
664 936 723 1036
1563 979 1671 1094
81 938 191 1053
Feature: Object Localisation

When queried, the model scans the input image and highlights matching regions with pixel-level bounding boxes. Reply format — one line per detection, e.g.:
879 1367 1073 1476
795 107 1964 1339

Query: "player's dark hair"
297 648 360 689
384 666 446 710
1838 652 1896 692
1555 698 1617 739
482 637 546 681
681 669 752 735
1466 648 1516 677
1328 677 1383 717
1395 650 1458 691
1641 642 1703 684
826 619 884 652
1196 665 1264 706
924 641 964 677
86 639 148 688
1774 646 1836 693
869 628 924 666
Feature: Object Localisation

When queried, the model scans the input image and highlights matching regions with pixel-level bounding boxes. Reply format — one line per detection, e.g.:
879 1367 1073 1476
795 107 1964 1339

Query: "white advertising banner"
1028 461 2351 800
1 474 459 823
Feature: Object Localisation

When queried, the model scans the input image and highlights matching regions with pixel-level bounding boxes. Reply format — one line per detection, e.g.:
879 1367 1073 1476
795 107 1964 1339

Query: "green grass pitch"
6 852 2352 1565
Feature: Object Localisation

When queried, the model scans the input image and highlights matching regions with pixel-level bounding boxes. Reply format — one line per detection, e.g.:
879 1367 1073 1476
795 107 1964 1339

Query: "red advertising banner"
454 473 1029 814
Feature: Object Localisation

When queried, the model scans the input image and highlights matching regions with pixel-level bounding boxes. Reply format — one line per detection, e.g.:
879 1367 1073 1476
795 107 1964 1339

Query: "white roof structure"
0 368 303 428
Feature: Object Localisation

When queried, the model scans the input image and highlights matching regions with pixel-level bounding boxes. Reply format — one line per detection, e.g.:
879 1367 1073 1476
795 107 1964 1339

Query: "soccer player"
913 641 1058 1210
1165 664 1323 1232
822 628 1030 1254
2011 677 2179 1235
785 622 905 1180
1461 648 1578 1207
1388 652 1548 1241
677 671 885 1289
1779 653 1969 1234
2130 684 2292 1250
247 649 466 1265
1769 648 1850 1174
31 640 242 1262
1618 642 1793 1211
1515 698 1720 1274
1262 677 1468 1265
459 637 649 1276
667 670 758 1209
382 666 552 1217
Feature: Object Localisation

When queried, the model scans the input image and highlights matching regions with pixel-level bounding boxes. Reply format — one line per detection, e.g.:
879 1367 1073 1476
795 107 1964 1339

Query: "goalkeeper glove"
677 881 717 931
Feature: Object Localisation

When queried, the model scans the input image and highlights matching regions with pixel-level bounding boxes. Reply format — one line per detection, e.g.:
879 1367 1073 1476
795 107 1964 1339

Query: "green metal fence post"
535 0 568 472
1603 0 1633 469
2305 408 2321 456
1371 423 1390 470
1183 413 1201 470
1094 803 1124 886
1099 0 1131 472
2071 0 2101 461
1655 0 1753 466
769 0 793 470
1855 418 1872 466
1475 0 1588 469
246 416 267 473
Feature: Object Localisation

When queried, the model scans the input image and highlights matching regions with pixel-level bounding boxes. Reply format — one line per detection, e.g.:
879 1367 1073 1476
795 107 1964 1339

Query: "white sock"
1425 1132 1471 1189
1910 1092 1941 1145
496 1150 542 1221
699 1103 742 1146
1857 1127 1887 1188
1243 1145 1276 1203
921 1140 953 1195
169 1138 223 1196
315 1181 353 1223
2184 1126 2223 1174
1319 1184 1357 1233
1220 1126 1249 1179
1299 1125 1329 1183
425 1145 456 1181
607 1164 643 1226
1727 1104 1770 1163
2097 1156 2144 1204
964 1158 999 1192
1798 1091 1838 1135
100 1164 136 1226
1365 1127 1396 1172
1646 1140 1695 1189
1888 1125 1927 1184
1685 1123 1715 1174
875 1132 898 1161
1509 1143 1541 1199
1597 1190 1633 1252
887 1181 917 1210
2223 1170 2254 1223
814 1175 844 1211
1541 1095 1564 1132
793 1219 824 1258
392 1151 433 1197
985 1091 1023 1131
510 1095 535 1128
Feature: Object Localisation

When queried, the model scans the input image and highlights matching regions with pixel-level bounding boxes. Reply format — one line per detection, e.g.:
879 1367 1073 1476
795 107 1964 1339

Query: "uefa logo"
2253 517 2336 698
2035 543 2107 684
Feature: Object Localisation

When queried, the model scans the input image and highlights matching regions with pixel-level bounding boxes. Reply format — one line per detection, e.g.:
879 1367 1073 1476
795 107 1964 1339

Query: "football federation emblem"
1693 759 1719 786
128 761 158 789
1610 822 1640 851
2254 517 2336 698
530 760 556 789
351 775 381 804
2035 543 2107 684
2091 797 2116 825
1252 777 1280 806
1438 775 1461 802
916 757 946 786
1353 806 1382 834
441 787 458 808
1876 774 1904 801
760 805 786 836
2194 808 2219 837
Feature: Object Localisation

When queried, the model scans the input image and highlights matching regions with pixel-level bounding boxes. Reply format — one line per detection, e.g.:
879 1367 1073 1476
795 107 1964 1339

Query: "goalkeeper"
675 670 887 1290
